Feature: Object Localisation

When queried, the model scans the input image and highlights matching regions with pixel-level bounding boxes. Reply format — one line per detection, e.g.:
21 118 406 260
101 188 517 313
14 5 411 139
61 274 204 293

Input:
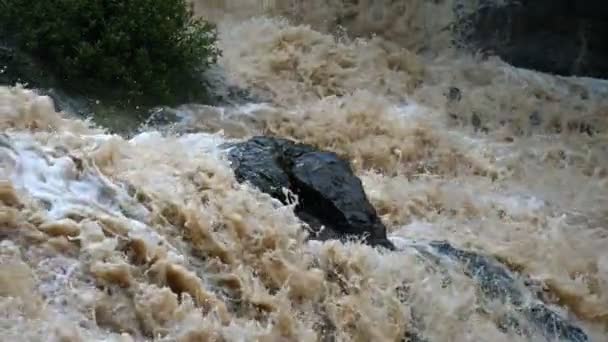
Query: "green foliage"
0 0 220 106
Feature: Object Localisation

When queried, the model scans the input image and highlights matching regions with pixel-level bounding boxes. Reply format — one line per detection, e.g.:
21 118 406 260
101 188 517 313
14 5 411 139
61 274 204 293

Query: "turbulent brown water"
1 1 608 341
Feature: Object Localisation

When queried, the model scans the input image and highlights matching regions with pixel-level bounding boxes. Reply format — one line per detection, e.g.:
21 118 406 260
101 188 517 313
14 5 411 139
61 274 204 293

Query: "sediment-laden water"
1 1 607 341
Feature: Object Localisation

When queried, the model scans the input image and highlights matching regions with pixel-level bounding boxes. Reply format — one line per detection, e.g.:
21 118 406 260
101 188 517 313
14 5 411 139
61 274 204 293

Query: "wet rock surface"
225 136 394 249
427 241 588 342
461 0 608 79
226 136 590 341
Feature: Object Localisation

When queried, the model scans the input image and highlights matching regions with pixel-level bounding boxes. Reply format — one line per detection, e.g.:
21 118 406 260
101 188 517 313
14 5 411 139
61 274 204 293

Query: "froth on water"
1 1 608 340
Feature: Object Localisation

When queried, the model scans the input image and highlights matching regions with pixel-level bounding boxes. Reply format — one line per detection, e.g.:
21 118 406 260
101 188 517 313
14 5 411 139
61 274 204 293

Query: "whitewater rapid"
1 1 608 341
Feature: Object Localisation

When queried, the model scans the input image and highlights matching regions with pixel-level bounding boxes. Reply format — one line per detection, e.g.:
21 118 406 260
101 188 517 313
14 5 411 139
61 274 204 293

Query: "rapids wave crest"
1 1 608 341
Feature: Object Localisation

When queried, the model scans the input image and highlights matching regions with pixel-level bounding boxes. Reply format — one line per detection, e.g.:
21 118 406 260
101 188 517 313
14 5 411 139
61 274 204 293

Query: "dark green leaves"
0 0 220 106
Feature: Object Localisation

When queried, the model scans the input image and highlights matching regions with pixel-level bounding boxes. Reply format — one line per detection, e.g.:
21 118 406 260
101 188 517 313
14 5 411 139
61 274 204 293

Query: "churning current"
1 1 607 341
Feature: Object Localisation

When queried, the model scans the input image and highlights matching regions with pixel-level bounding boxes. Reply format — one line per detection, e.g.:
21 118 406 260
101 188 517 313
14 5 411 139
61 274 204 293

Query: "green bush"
0 0 220 106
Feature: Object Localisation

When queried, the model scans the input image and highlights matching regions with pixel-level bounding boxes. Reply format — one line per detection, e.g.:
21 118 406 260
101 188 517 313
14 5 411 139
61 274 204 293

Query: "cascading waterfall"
1 1 607 341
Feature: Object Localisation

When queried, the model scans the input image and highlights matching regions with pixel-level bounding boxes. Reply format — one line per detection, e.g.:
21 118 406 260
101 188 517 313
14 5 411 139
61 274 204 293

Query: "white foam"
234 102 275 117
481 192 547 216
393 102 431 121
387 236 411 250
7 138 119 220
2 133 184 262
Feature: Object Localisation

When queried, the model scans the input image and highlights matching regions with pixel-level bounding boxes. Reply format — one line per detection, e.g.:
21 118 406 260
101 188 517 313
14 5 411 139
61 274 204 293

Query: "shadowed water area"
1 1 608 341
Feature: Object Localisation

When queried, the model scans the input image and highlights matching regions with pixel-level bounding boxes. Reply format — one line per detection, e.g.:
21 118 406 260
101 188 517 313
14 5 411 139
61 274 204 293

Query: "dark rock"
459 0 608 79
529 111 542 127
526 303 589 342
225 136 394 249
226 137 292 201
402 331 427 342
446 87 462 102
428 241 589 342
471 112 482 130
430 241 524 305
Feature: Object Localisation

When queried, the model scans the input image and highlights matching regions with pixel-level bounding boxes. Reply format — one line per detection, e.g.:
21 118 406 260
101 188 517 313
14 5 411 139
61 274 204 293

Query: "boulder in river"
225 136 394 249
427 241 589 342
225 137 588 341
461 0 608 79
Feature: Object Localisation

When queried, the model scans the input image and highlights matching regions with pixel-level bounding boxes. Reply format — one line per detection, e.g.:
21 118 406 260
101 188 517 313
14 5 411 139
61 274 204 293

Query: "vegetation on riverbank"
0 0 220 109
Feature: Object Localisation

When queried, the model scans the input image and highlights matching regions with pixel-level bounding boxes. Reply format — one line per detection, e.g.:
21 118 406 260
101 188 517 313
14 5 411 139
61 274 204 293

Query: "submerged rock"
225 136 394 249
225 137 587 341
428 241 588 342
